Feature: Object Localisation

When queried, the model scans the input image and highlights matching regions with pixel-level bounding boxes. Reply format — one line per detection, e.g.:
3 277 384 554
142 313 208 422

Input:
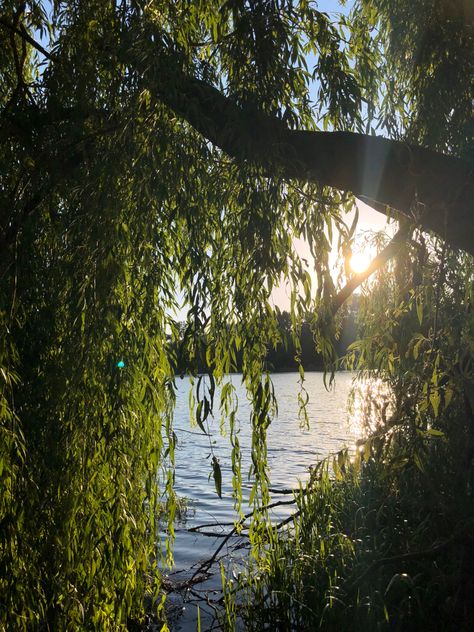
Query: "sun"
350 251 372 274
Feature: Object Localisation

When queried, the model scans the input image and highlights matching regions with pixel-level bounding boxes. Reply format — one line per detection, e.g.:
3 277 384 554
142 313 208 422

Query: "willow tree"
0 0 472 629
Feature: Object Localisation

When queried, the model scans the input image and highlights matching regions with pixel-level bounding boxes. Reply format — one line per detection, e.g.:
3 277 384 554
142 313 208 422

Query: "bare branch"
190 496 299 579
0 16 57 62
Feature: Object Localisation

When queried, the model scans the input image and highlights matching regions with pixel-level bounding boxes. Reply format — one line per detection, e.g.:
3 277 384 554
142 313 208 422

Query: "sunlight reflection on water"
347 376 393 439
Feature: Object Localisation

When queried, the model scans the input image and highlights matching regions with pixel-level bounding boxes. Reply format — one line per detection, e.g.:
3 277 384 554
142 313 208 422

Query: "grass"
226 454 474 631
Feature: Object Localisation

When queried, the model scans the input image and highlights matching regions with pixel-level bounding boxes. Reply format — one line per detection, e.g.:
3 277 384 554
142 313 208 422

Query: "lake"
163 371 362 630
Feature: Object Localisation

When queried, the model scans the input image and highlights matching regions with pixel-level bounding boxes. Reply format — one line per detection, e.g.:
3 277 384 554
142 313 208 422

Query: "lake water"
163 371 361 630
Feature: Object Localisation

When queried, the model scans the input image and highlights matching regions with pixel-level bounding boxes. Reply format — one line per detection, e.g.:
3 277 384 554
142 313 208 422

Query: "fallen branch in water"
188 529 250 539
268 486 300 495
161 572 213 593
188 521 236 532
189 497 298 535
274 509 301 531
188 460 334 578
190 496 299 579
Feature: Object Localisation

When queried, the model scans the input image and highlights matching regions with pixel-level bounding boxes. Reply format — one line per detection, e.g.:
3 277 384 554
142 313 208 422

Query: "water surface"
165 371 360 629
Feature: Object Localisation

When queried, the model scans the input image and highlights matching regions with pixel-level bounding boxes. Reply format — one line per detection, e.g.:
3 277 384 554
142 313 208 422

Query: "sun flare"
350 251 372 274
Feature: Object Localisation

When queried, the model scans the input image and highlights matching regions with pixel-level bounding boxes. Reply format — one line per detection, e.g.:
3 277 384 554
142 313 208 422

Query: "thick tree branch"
148 64 473 255
2 45 472 257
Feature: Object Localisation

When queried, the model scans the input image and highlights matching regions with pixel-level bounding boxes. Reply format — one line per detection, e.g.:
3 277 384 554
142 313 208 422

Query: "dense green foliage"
235 456 474 631
0 0 472 630
231 235 474 630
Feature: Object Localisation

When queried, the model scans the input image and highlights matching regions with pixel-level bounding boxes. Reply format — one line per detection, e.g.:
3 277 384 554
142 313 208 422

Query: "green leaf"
196 400 206 433
430 390 440 417
444 386 454 408
211 456 222 498
416 295 423 325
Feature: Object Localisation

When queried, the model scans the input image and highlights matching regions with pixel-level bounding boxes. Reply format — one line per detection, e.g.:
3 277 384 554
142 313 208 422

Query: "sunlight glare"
350 251 372 274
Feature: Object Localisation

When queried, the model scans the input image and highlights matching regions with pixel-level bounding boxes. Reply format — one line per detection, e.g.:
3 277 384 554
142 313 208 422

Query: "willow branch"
0 123 120 278
0 17 57 62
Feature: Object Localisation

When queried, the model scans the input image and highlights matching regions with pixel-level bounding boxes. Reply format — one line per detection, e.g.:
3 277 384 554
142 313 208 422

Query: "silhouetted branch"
332 223 412 314
0 17 57 62
147 55 474 255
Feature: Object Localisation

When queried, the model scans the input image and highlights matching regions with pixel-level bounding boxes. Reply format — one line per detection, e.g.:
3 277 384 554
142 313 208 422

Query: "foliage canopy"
0 0 472 629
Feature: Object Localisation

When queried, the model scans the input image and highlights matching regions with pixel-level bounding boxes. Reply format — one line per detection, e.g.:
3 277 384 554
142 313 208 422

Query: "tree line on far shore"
172 300 359 375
